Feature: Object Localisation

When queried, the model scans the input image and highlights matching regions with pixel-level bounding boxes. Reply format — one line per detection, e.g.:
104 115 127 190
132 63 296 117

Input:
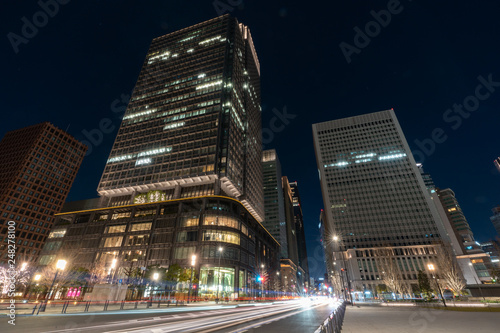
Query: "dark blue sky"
2 1 499 279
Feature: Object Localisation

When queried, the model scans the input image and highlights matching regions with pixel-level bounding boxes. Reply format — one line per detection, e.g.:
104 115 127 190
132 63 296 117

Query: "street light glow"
34 274 41 281
218 247 223 252
427 263 435 271
110 258 117 269
333 235 339 241
191 254 197 266
153 272 159 280
56 259 67 270
21 262 28 271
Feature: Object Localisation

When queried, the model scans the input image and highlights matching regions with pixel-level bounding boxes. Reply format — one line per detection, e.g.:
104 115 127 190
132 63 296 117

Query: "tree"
417 270 433 300
435 245 466 295
330 273 344 298
375 248 403 300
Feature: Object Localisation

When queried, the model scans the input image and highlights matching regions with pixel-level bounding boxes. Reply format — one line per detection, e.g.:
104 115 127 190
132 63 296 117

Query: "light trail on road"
99 299 334 333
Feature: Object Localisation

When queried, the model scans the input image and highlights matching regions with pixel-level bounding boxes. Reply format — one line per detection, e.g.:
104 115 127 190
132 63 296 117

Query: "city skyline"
2 1 500 279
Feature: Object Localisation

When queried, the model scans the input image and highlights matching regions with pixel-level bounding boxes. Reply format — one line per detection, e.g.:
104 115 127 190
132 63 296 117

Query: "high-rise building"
262 149 287 258
0 122 86 264
97 14 263 222
491 206 500 236
282 176 299 266
417 164 436 191
313 109 450 294
289 181 310 286
436 188 475 246
39 16 280 300
494 157 500 173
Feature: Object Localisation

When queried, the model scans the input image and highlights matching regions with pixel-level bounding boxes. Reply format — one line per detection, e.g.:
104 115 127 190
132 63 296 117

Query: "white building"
312 109 457 294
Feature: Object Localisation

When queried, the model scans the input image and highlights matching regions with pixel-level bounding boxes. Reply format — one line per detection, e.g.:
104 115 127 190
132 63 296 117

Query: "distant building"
436 188 475 247
262 150 287 258
312 109 453 295
491 206 500 237
289 181 310 286
417 163 436 191
282 176 299 267
0 122 86 264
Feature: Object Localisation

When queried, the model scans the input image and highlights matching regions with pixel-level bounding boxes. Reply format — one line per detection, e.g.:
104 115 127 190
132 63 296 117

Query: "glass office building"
97 14 263 222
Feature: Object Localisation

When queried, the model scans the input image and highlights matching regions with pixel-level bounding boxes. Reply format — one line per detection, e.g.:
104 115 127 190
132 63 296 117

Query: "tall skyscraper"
39 16 280 300
97 14 263 221
313 109 449 294
289 181 310 285
262 149 287 258
0 122 86 264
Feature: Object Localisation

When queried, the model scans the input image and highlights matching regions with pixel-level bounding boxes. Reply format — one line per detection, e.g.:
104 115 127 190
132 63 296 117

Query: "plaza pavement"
342 304 500 333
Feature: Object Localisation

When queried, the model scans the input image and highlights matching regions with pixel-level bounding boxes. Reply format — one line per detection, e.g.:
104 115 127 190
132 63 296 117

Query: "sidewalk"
0 299 271 316
342 304 500 333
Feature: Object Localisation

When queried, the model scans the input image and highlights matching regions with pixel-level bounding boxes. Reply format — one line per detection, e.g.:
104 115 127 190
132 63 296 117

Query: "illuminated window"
48 229 66 238
180 216 199 227
203 230 240 245
102 236 123 248
105 225 126 233
130 222 152 232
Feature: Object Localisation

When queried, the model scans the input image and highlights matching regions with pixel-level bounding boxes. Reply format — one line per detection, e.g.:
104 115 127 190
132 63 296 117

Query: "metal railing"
314 302 347 333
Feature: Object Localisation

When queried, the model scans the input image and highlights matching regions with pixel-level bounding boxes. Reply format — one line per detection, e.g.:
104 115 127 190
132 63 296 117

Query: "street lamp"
261 264 265 299
108 258 117 283
152 272 159 302
427 263 446 307
188 255 196 304
216 247 223 303
468 262 485 300
332 235 353 306
42 259 66 311
21 262 28 271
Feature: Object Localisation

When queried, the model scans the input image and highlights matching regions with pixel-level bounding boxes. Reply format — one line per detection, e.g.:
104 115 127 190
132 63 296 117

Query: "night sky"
2 1 500 279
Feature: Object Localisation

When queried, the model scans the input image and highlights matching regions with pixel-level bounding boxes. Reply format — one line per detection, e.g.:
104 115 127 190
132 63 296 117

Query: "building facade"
97 14 264 221
0 122 86 264
43 196 279 299
313 109 450 294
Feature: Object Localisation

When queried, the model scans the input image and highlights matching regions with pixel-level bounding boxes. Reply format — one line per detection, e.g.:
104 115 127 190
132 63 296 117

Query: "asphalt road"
1 299 339 333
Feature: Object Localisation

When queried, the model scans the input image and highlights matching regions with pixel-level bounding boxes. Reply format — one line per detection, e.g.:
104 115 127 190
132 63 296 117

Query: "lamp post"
333 235 353 306
468 262 485 300
108 258 117 284
152 272 159 303
42 259 66 311
427 264 446 307
216 247 223 303
32 274 41 301
260 264 265 300
276 271 280 299
188 255 196 303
